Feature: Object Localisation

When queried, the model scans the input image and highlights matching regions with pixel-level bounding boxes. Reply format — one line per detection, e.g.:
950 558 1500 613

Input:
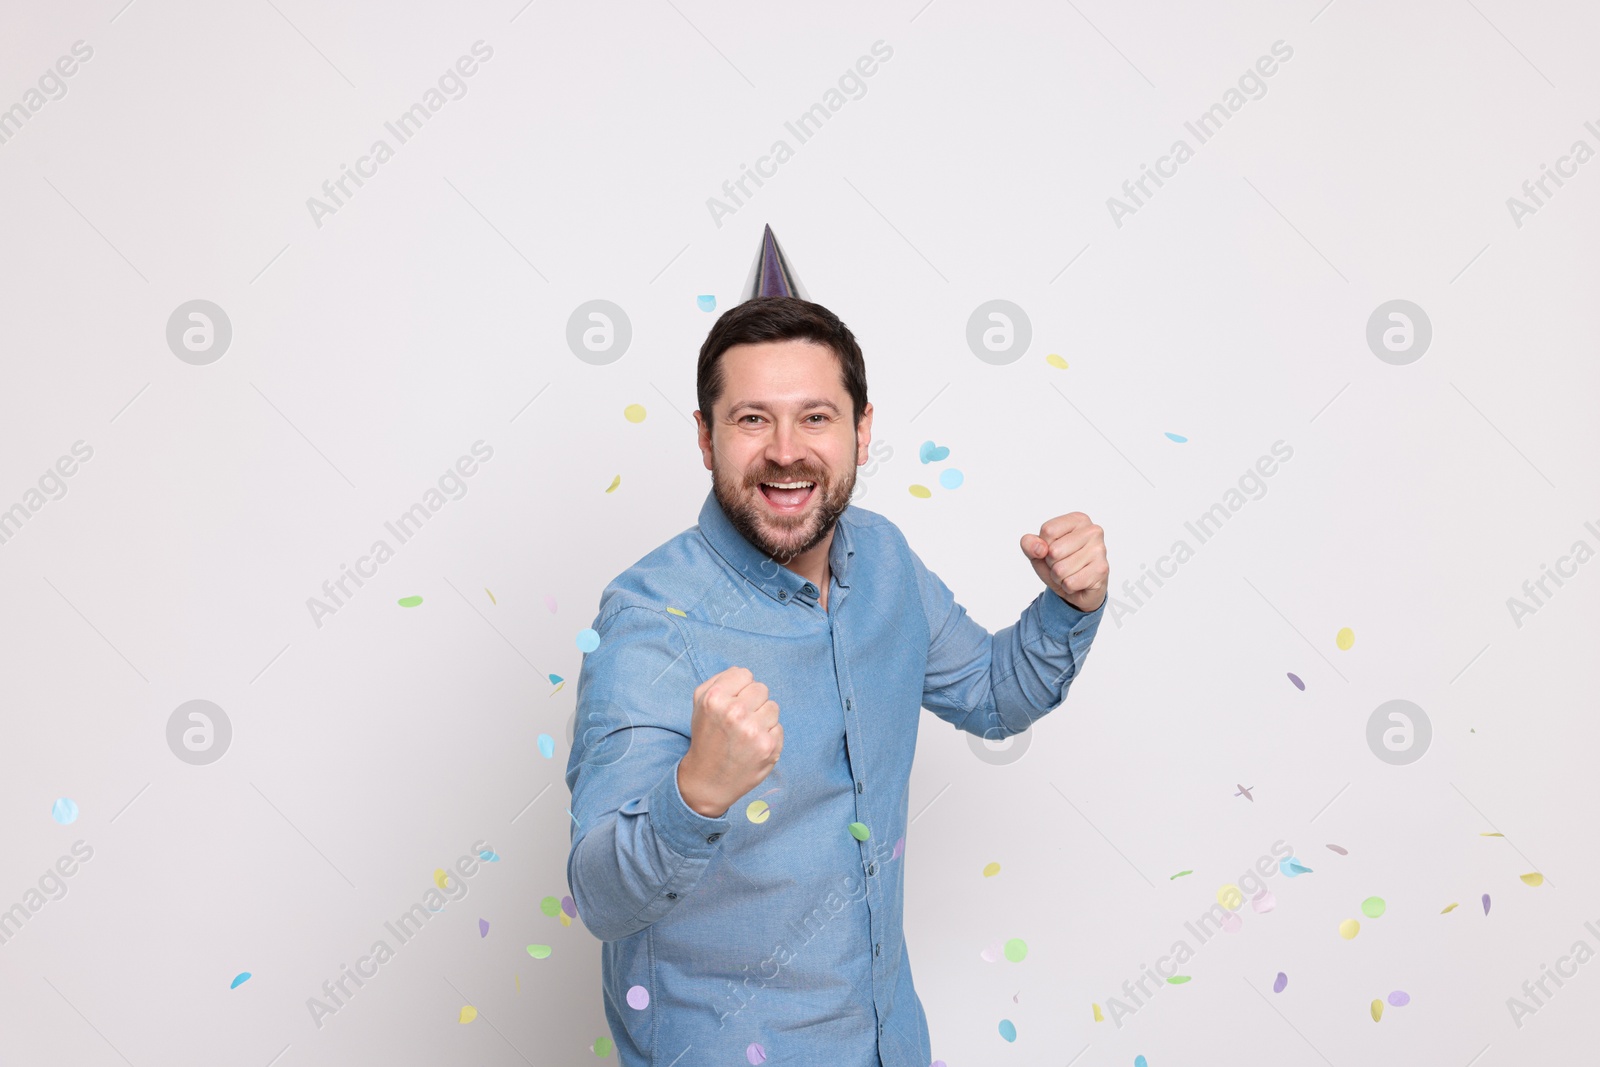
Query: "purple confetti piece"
478 918 489 938
626 984 650 1010
1326 844 1348 855
891 836 905 861
746 1041 767 1065
1273 971 1288 993
1483 893 1491 915
1287 672 1305 690
562 895 577 918
1388 990 1410 1007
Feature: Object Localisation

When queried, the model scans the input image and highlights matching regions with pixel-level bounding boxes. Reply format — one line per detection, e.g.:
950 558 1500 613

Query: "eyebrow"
728 398 841 416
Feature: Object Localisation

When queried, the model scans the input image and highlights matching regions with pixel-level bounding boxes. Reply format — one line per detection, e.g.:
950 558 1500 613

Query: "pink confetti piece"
746 1041 767 1064
1326 844 1348 855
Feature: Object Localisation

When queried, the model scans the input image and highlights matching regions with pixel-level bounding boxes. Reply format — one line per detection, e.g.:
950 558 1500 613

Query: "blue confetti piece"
938 468 963 490
576 628 600 653
1164 432 1188 443
1135 1057 1148 1067
537 734 555 759
998 1018 1016 1042
548 673 563 685
697 295 716 312
51 798 79 825
230 972 251 989
918 440 950 463
479 849 500 862
1279 856 1313 877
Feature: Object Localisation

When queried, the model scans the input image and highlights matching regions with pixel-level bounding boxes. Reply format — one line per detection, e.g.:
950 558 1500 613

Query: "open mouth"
757 480 816 513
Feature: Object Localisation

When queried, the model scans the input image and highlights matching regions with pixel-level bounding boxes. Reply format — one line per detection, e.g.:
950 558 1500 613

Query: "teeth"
763 481 814 489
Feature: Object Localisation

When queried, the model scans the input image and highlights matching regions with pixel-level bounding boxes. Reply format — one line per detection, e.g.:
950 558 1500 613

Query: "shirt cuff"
647 759 733 858
1037 588 1107 651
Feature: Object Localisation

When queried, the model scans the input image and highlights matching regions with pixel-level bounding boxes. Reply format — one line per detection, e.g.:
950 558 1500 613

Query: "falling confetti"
983 862 1001 878
526 944 551 958
1004 938 1028 962
576 628 600 653
605 475 621 493
479 918 489 938
980 939 1003 963
459 1005 477 1023
1480 832 1504 837
1012 991 1020 1003
1339 919 1361 940
558 912 572 927
594 1036 614 1056
697 295 716 312
1166 975 1191 984
746 800 770 823
1164 432 1188 443
1235 784 1254 801
1092 1003 1104 1022
538 734 555 759
1046 353 1068 369
1370 999 1383 1022
434 869 451 890
398 595 423 607
666 607 687 616
1483 893 1492 915
548 674 562 686
998 1019 1017 1042
51 798 78 825
1280 857 1313 877
1170 870 1193 880
1222 912 1243 933
561 895 577 918
1217 884 1243 910
540 896 561 917
1441 902 1459 913
891 836 905 861
479 849 500 862
230 972 251 989
1326 844 1348 855
545 595 557 613
1273 972 1288 993
485 587 495 604
549 681 565 696
908 484 932 498
939 468 964 489
746 1041 766 1064
1520 873 1545 886
1388 990 1410 1007
1336 627 1355 650
623 404 647 423
1136 1057 1149 1067
1252 889 1277 913
848 821 870 841
1361 896 1387 918
627 985 650 1009
918 441 951 463
1287 672 1305 690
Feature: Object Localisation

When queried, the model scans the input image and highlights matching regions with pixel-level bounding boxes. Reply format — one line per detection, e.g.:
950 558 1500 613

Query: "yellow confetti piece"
1046 353 1069 370
1370 999 1383 1022
1480 832 1504 837
434 868 451 890
516 973 521 993
549 681 565 696
1092 1002 1104 1022
558 911 572 927
1336 627 1355 650
1217 884 1243 910
1521 873 1545 886
746 800 770 824
485 587 496 605
1441 902 1459 913
624 404 647 423
459 1005 478 1023
982 862 1001 878
908 484 932 498
666 607 687 616
605 475 621 493
1339 918 1360 939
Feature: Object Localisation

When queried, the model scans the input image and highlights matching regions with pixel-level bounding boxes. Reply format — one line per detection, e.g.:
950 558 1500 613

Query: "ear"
855 401 873 465
694 411 714 471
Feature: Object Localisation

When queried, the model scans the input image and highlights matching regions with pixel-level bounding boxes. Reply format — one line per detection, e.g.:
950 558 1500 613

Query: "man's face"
695 338 873 566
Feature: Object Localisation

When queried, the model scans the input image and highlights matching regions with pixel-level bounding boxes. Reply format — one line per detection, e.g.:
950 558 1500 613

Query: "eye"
807 414 827 423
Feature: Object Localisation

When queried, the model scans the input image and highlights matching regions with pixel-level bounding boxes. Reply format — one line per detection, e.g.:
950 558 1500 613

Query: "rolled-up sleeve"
565 599 732 943
909 538 1105 739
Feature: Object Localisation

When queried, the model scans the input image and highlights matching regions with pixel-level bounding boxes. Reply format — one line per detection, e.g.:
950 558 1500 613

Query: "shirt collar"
697 486 853 608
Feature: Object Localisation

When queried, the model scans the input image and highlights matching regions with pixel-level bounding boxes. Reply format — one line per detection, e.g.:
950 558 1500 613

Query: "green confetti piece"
1361 896 1386 918
1167 975 1192 984
848 822 870 841
1170 869 1193 880
526 944 551 959
593 1036 614 1056
1003 938 1028 962
398 595 423 607
539 896 561 917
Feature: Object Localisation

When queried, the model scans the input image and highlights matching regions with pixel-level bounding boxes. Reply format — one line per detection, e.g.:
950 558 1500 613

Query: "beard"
711 444 857 569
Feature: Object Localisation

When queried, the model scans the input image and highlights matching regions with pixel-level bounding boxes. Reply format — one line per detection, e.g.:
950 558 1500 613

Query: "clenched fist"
676 666 783 819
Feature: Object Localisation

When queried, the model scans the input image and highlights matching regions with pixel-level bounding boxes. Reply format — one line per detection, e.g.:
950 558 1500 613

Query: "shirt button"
778 590 787 599
666 892 677 899
846 698 852 710
874 942 881 956
867 863 876 876
1072 628 1084 637
706 833 722 843
856 781 863 793
804 584 815 594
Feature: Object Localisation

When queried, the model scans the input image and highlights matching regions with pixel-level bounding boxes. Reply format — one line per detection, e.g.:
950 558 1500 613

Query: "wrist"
677 757 728 818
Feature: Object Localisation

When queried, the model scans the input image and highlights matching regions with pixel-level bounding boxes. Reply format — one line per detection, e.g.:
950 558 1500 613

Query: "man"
566 226 1109 1066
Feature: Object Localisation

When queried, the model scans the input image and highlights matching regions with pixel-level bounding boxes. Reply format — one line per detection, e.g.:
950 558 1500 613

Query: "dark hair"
696 296 869 429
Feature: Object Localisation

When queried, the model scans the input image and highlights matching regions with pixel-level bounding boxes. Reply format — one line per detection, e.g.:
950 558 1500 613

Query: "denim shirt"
566 488 1105 1066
